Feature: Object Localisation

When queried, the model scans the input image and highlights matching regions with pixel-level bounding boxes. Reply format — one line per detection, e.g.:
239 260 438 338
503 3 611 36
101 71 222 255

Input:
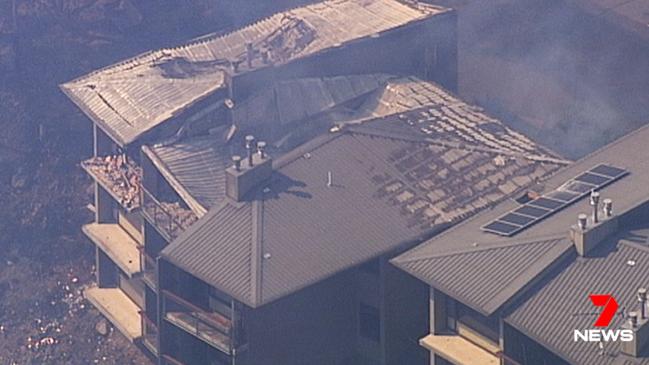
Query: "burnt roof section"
393 123 649 316
60 0 449 146
395 235 572 315
234 74 393 130
507 233 649 365
161 106 565 307
142 136 230 216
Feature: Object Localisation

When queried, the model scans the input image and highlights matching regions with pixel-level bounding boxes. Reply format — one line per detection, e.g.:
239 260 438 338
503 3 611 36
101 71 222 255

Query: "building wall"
503 322 570 365
383 261 429 365
241 270 357 365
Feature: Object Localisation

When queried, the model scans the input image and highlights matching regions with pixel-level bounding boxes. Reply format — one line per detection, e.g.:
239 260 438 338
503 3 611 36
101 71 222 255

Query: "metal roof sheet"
393 124 649 315
143 135 230 216
161 115 564 307
394 235 572 315
506 235 649 365
60 0 449 146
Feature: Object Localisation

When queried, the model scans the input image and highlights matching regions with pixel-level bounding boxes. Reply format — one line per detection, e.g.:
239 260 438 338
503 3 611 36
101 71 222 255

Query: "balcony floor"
420 334 499 365
83 223 141 277
166 311 231 354
84 286 142 342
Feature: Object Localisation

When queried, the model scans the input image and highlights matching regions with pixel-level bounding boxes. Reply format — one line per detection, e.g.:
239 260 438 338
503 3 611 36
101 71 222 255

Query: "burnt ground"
0 1 311 364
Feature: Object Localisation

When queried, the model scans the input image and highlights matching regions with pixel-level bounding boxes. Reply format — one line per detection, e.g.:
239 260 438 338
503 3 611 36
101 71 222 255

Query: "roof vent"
570 198 618 257
621 292 649 357
225 135 273 201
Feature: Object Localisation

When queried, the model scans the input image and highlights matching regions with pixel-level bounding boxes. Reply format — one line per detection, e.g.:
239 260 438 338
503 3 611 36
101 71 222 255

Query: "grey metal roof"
233 74 394 130
142 136 229 216
60 0 449 146
506 233 649 365
162 202 255 304
161 107 565 307
393 123 649 313
394 235 572 315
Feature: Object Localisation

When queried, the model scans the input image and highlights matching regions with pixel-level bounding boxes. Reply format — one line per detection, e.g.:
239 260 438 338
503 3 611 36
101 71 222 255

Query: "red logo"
589 294 618 327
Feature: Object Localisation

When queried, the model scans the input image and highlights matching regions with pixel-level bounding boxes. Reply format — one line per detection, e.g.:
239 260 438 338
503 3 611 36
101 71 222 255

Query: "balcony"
163 290 234 355
420 333 500 365
141 251 158 290
82 154 142 211
83 223 141 277
141 187 197 241
84 286 142 342
140 311 159 356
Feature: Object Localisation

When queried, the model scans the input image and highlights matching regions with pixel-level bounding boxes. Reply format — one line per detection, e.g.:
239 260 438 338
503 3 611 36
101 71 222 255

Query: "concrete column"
94 183 114 224
96 247 117 287
93 124 114 157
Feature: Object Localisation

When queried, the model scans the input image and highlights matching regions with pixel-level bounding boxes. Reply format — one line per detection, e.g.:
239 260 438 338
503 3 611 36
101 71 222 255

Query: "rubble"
95 319 109 337
82 154 142 209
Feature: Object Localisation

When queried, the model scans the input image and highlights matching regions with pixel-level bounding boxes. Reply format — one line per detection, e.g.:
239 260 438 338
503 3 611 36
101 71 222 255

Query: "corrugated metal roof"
394 235 572 315
143 136 229 216
392 124 649 317
161 111 564 307
506 236 649 365
60 0 449 146
234 74 393 130
162 202 255 305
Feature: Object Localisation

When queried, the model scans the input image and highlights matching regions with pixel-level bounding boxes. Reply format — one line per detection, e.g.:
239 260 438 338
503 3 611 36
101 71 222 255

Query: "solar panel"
515 205 550 218
500 213 536 226
546 191 579 203
481 164 628 236
591 164 626 179
575 172 611 186
482 221 521 236
528 197 564 210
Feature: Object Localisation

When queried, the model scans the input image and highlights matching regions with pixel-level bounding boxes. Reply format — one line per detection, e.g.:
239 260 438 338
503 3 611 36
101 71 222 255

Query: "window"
359 303 381 342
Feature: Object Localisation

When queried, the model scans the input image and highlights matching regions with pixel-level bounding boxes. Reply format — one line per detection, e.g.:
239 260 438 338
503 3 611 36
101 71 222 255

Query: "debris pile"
82 154 142 209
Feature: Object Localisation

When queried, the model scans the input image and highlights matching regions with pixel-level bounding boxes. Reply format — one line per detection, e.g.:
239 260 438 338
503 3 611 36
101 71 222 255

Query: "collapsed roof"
60 0 449 146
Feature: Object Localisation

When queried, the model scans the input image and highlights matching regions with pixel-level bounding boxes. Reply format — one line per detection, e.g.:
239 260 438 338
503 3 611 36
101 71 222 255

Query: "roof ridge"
394 233 568 264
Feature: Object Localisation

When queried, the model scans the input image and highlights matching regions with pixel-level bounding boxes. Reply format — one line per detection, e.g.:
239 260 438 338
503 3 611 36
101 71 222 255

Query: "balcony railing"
141 187 197 240
140 310 159 356
141 251 158 290
163 290 235 355
82 154 142 210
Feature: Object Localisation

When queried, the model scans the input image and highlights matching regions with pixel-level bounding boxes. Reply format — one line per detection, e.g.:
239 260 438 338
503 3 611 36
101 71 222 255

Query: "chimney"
226 136 273 201
570 198 618 257
622 304 649 357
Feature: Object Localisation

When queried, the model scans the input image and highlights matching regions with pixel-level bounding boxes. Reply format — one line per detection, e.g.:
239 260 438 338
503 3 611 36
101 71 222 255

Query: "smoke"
433 0 649 159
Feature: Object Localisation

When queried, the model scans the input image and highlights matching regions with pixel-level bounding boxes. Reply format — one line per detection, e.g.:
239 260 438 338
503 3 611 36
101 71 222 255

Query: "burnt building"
393 121 649 364
136 74 565 365
59 1 569 364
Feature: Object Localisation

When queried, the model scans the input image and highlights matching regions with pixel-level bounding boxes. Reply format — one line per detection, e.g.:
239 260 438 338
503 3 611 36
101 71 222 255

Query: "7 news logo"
573 294 634 342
